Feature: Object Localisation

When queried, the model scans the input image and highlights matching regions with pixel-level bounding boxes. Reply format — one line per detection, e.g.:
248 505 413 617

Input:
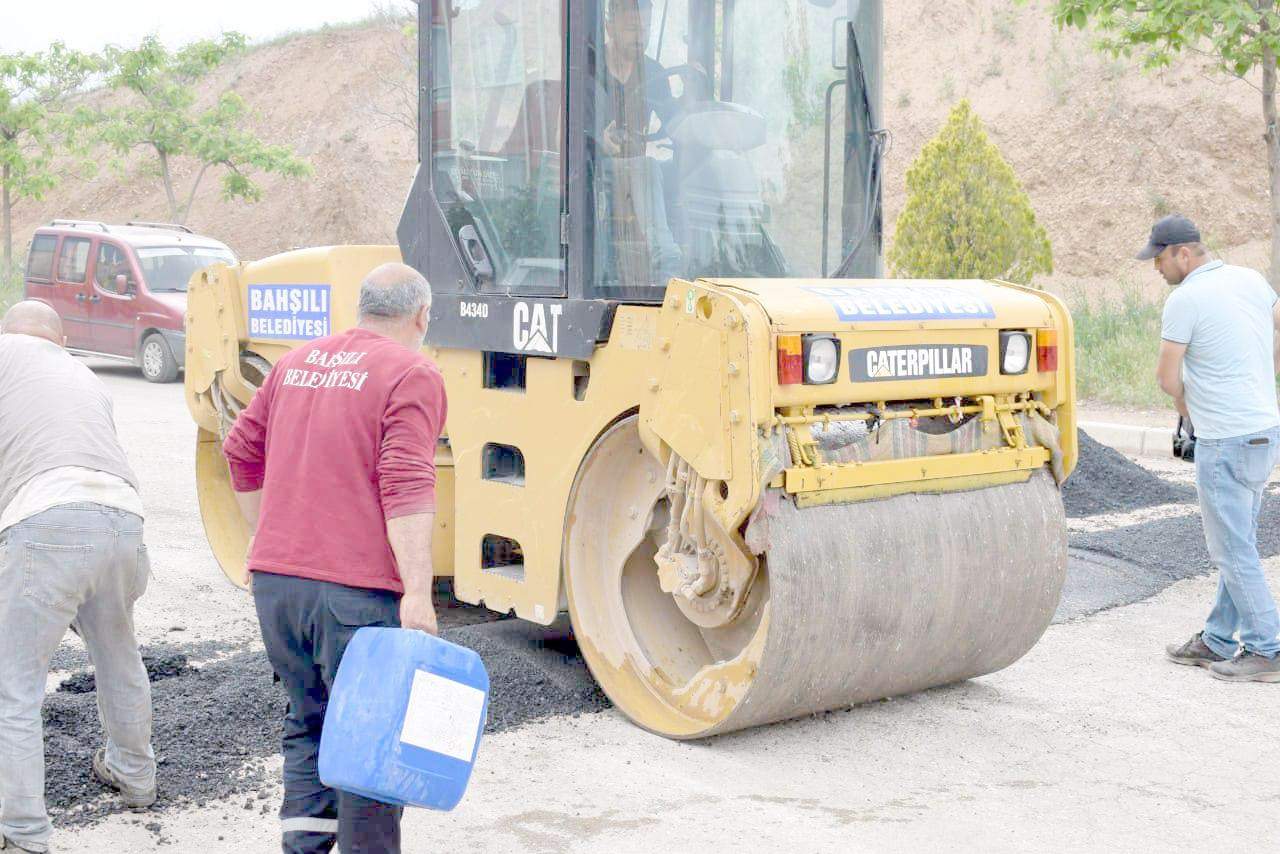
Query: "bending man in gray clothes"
0 301 156 854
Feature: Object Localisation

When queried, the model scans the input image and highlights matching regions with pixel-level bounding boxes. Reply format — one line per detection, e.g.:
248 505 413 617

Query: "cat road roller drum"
184 0 1077 739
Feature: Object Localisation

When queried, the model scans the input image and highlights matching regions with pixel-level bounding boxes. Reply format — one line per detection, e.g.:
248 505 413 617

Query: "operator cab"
399 0 883 357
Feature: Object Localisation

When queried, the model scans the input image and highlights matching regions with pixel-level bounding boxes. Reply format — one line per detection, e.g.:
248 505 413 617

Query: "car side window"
26 236 57 280
56 237 91 283
95 242 133 290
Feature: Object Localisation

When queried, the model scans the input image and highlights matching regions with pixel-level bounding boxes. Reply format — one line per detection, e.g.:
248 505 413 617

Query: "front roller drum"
563 416 1067 739
195 428 252 589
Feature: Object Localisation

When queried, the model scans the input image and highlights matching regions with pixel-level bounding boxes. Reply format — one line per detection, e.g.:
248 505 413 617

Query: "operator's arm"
1159 291 1193 420
223 375 275 533
233 490 262 534
387 513 437 635
1272 299 1280 375
222 384 272 586
1156 340 1189 419
379 365 448 634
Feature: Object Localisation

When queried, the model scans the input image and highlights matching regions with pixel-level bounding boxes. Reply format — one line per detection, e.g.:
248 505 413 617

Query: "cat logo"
512 302 563 354
850 345 988 382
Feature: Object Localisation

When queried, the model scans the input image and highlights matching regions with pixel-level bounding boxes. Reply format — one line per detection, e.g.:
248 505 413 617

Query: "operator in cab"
595 0 689 287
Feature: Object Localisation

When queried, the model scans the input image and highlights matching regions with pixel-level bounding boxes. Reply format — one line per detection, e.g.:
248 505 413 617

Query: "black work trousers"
253 571 403 854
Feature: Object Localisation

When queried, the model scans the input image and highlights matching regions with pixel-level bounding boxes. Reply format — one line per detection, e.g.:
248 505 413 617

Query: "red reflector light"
1037 329 1059 372
778 334 803 385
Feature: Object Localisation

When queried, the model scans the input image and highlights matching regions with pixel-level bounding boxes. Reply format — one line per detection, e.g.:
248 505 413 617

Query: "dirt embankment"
10 3 1272 293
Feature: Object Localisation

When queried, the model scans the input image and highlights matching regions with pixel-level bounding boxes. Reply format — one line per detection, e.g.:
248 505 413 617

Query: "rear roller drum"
563 416 1067 739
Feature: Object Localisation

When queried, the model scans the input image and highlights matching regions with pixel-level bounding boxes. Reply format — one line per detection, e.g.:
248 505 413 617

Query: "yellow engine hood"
708 278 1054 331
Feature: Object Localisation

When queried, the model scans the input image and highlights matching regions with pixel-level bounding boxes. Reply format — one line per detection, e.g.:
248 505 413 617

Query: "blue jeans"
1195 428 1280 659
0 504 155 852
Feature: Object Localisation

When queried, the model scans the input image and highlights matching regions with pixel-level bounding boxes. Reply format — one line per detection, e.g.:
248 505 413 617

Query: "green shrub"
889 100 1052 286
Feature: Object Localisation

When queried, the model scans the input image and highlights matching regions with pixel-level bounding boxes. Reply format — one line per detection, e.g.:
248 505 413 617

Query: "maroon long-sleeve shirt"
222 328 447 593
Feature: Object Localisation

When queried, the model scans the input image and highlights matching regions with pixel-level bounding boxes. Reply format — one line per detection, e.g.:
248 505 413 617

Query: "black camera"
1172 416 1196 462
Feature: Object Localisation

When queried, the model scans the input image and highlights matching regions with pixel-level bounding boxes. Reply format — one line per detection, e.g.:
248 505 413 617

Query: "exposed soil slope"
10 4 1270 292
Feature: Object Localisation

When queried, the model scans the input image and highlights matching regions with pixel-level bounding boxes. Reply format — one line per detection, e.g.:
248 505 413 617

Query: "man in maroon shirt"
223 262 445 854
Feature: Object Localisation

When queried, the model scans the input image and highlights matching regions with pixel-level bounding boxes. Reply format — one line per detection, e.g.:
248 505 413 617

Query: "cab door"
51 236 95 350
89 240 141 357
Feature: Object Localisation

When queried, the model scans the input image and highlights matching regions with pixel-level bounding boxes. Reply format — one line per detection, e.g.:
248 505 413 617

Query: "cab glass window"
585 0 870 298
56 237 91 283
26 236 57 280
95 243 134 291
430 0 565 295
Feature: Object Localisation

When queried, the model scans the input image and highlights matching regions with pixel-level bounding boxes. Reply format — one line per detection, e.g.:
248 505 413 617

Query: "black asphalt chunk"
57 654 196 694
1058 484 1280 622
445 619 610 733
45 611 607 828
49 639 233 677
46 647 279 828
1062 431 1195 517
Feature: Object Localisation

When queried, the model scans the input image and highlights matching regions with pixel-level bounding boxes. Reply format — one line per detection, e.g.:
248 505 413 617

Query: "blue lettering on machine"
804 285 996 322
248 284 332 340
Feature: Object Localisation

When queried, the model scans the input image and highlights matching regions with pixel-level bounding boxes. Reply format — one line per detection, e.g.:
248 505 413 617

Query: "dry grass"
1069 282 1167 408
0 263 23 314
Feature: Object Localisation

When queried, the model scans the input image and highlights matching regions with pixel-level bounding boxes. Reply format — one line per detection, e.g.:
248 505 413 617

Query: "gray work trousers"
0 504 155 852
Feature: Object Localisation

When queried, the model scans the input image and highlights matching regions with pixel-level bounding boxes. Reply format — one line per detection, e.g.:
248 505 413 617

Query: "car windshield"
136 246 236 292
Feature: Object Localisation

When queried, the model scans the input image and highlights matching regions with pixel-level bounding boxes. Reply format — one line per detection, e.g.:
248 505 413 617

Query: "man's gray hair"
357 262 432 321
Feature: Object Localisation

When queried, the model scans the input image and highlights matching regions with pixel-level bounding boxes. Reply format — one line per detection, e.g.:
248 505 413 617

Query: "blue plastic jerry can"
318 627 489 811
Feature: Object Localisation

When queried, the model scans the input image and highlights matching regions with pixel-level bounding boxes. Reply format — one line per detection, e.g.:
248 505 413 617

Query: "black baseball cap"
1136 214 1202 260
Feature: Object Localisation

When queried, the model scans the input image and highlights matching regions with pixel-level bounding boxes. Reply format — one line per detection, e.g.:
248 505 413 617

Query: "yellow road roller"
185 0 1077 739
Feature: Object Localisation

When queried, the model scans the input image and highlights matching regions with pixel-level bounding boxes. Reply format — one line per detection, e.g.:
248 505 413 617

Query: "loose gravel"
45 609 606 828
1062 431 1195 517
57 655 196 695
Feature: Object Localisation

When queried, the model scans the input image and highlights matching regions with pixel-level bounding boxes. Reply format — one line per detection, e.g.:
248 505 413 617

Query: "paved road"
49 359 1280 853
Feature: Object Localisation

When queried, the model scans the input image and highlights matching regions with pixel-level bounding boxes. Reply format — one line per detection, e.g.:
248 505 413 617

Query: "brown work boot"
1165 632 1228 668
91 747 156 809
1209 650 1280 683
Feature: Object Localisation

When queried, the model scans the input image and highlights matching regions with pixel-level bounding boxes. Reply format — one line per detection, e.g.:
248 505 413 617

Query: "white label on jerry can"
399 670 486 762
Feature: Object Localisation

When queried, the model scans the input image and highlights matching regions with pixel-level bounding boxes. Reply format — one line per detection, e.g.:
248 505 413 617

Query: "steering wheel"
640 63 712 143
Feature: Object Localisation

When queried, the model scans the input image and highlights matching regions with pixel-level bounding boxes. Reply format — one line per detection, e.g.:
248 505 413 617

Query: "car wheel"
141 334 179 383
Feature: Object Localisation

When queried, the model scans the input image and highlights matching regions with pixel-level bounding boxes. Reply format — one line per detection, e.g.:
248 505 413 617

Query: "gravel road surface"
35 361 1280 852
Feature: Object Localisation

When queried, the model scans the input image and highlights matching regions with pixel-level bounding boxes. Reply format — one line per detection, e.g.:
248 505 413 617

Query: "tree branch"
181 161 212 222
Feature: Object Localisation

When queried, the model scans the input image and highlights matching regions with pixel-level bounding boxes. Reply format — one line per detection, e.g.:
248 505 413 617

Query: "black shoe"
1165 632 1228 668
1209 650 1280 683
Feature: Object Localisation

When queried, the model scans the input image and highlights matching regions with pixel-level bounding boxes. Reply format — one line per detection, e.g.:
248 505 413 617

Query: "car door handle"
75 293 86 302
88 294 101 303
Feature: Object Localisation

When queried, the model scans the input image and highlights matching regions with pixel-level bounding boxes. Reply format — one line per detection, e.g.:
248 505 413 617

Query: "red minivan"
24 220 236 382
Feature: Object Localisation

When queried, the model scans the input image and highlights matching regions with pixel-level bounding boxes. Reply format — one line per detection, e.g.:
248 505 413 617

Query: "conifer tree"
889 100 1052 285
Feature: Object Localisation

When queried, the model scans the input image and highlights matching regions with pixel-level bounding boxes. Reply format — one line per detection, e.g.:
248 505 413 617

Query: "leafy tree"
100 33 311 225
0 44 99 265
1041 0 1280 282
889 100 1053 285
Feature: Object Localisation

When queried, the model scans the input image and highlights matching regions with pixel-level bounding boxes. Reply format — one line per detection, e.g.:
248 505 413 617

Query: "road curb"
1079 421 1172 459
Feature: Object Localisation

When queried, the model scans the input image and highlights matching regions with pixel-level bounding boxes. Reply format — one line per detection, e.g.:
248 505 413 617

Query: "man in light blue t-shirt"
1144 215 1280 682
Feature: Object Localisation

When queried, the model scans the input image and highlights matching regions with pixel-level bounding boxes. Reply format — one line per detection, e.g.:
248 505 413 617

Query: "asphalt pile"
57 654 195 695
1061 430 1195 518
45 611 607 828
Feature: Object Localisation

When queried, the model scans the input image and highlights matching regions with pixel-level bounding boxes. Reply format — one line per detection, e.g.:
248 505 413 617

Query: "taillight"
1037 328 1059 372
778 334 803 385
